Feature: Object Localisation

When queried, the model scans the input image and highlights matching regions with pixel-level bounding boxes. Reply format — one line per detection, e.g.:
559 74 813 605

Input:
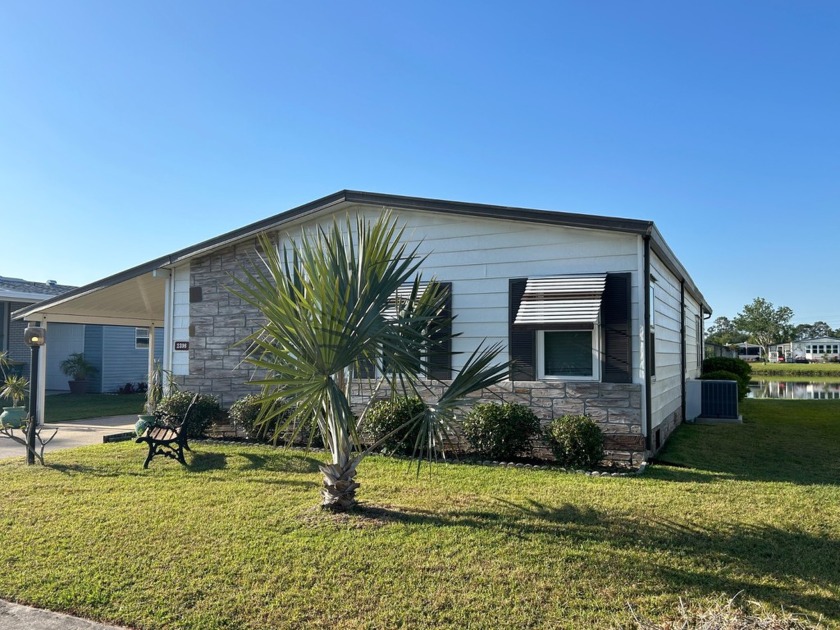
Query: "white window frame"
536 326 601 381
135 327 150 350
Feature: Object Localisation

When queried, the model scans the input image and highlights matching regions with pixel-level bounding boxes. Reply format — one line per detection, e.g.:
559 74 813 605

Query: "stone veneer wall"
350 379 645 467
173 245 266 405
178 243 648 467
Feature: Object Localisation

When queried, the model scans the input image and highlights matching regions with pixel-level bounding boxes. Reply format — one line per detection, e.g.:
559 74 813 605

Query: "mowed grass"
44 393 145 422
0 400 837 629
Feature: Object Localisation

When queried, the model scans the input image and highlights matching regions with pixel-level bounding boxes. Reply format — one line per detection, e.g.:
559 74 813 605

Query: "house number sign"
175 341 190 351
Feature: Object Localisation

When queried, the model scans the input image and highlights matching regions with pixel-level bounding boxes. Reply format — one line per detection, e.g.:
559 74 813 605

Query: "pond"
748 377 840 399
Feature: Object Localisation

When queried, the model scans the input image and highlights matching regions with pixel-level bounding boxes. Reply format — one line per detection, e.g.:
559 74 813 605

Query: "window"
135 327 150 350
538 329 599 379
509 273 632 384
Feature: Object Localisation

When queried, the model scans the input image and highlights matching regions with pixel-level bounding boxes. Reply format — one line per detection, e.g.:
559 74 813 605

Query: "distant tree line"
706 297 838 358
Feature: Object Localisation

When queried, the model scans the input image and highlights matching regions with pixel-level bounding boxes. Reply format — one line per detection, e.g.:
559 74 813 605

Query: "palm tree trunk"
319 460 360 510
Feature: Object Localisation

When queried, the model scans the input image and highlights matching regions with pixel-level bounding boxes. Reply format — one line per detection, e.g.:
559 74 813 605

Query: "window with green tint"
543 330 593 377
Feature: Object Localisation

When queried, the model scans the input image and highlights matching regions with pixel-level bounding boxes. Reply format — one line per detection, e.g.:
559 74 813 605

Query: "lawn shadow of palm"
335 498 840 620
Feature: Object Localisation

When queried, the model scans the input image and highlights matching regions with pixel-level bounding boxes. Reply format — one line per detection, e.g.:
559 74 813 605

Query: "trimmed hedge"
545 414 604 469
156 391 223 439
462 402 541 460
364 396 427 456
228 394 320 446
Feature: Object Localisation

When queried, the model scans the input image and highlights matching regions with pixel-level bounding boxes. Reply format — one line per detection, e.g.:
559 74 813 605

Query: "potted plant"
135 364 163 436
0 374 29 429
59 353 98 395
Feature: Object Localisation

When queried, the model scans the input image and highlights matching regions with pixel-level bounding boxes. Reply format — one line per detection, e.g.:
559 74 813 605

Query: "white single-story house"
2 275 162 397
773 337 840 363
13 191 711 464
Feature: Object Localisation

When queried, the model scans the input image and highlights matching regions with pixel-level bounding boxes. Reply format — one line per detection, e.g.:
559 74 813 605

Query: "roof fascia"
648 226 711 315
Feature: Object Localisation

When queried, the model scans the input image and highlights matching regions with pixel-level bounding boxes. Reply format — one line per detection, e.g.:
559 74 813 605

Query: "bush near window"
156 391 223 439
364 396 427 456
699 370 750 400
462 402 541 460
546 414 604 469
228 394 321 447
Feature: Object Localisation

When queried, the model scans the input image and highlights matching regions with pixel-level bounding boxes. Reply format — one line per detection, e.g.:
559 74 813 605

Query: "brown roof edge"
16 190 708 320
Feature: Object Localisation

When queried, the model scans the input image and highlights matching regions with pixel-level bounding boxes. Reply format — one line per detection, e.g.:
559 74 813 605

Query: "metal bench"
136 393 198 469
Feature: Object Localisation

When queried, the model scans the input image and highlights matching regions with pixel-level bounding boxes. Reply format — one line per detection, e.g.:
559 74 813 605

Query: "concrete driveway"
0 415 136 461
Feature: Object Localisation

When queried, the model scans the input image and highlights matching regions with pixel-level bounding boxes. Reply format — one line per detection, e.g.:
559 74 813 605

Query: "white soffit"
514 274 607 325
16 273 167 327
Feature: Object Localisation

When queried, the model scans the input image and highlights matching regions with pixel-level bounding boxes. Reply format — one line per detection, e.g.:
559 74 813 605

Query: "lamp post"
24 324 46 465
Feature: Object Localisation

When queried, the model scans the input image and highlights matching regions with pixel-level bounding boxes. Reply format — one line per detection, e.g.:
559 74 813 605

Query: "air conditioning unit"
686 380 740 422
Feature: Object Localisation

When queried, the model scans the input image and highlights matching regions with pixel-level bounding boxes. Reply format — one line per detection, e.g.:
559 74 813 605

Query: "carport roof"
13 189 711 325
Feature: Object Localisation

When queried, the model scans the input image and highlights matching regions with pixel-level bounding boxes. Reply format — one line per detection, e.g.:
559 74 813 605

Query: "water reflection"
749 379 840 399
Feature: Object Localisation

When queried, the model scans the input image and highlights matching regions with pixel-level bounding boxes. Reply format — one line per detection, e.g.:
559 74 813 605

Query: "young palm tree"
230 213 509 510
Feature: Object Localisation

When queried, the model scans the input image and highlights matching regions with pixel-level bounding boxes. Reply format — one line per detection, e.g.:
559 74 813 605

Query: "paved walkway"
0 415 136 461
0 599 129 629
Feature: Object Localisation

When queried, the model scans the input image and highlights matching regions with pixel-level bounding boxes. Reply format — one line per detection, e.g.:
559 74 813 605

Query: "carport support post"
147 325 156 392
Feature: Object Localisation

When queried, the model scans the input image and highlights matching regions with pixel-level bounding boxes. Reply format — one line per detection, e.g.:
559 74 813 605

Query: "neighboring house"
14 191 711 464
2 275 162 394
773 337 840 363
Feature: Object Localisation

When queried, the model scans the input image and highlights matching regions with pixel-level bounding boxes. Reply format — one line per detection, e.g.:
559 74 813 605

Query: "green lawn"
44 393 145 422
0 399 837 629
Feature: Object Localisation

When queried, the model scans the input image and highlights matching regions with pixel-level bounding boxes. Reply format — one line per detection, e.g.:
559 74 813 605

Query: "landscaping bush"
364 396 427 456
546 414 604 469
156 391 223 439
702 356 751 381
228 394 321 446
462 402 541 460
699 369 750 400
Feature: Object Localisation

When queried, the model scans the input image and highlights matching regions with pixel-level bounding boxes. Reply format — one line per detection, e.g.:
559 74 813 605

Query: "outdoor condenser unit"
685 380 739 421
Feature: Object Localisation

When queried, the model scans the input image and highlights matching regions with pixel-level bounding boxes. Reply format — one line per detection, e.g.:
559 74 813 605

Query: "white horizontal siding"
273 206 642 374
650 253 685 428
171 264 190 375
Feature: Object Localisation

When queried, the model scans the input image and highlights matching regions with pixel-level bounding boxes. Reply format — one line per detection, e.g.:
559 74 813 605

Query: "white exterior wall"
648 251 704 431
170 264 191 376
274 205 643 375
684 292 703 379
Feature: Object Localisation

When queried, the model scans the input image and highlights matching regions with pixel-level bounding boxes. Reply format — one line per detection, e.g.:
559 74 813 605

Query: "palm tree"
230 213 509 510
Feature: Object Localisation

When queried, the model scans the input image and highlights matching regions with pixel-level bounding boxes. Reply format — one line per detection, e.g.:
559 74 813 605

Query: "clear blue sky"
2 1 838 327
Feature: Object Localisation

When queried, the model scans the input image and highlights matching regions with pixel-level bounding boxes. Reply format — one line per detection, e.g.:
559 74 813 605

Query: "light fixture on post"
24 324 46 466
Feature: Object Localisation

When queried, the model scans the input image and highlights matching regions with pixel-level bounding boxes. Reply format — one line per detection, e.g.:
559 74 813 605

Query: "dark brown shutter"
428 282 453 380
509 278 535 380
602 272 632 383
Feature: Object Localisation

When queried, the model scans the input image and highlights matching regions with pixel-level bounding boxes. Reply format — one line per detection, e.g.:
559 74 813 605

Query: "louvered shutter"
602 273 632 383
509 278 535 380
427 282 452 380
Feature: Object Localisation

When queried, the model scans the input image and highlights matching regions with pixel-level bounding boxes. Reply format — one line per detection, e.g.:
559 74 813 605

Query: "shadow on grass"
188 452 228 471
329 499 840 620
47 462 148 478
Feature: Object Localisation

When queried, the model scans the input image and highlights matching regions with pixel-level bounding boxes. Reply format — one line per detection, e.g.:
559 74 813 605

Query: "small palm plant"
230 213 509 511
1 374 28 408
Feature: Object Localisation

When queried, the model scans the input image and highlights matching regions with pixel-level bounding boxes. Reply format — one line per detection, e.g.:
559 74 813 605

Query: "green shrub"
156 391 223 439
228 394 320 446
462 402 541 460
546 414 604 469
699 370 749 400
702 357 751 381
364 396 427 456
